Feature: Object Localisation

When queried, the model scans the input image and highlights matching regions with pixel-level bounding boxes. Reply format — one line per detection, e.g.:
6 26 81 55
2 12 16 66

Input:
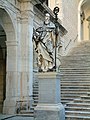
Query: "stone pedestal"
34 72 65 120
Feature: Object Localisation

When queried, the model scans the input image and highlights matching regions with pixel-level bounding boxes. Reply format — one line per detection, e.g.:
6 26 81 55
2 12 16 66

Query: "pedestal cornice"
36 72 60 79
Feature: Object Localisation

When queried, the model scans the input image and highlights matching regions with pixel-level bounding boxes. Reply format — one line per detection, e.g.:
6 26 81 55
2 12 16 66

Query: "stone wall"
61 0 78 55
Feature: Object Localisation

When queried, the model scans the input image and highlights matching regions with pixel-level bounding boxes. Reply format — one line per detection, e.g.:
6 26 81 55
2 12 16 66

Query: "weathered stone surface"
37 72 61 104
34 72 65 120
34 103 65 120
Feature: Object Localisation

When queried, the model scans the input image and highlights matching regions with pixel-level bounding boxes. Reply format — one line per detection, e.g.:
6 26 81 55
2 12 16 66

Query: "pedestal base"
3 98 16 114
34 103 65 120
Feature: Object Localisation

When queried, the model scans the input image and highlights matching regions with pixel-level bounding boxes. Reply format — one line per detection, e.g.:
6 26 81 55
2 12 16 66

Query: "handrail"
74 34 78 42
65 39 72 50
65 34 78 50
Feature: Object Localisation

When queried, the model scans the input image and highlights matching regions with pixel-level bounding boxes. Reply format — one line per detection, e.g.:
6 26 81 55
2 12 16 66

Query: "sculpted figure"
33 26 55 72
33 13 56 72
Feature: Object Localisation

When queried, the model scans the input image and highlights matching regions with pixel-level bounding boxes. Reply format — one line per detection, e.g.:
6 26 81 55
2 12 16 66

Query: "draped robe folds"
33 29 56 72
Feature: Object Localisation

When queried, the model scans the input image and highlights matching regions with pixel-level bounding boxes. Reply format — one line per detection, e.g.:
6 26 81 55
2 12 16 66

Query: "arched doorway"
0 7 18 114
0 25 6 113
78 0 90 41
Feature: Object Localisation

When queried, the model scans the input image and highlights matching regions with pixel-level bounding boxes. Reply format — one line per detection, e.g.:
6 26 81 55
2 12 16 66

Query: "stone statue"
33 26 55 72
33 13 60 72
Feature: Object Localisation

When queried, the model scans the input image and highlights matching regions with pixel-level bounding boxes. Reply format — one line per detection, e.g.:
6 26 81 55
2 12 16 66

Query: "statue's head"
44 13 50 25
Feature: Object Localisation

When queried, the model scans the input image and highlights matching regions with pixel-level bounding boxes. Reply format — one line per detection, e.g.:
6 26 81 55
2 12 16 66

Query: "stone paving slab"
0 114 34 120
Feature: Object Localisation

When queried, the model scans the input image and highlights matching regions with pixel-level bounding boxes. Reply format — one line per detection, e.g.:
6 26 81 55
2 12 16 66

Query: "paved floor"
0 114 34 120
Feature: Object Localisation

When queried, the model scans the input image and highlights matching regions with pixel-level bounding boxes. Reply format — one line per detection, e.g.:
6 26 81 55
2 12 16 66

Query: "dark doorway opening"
0 25 6 113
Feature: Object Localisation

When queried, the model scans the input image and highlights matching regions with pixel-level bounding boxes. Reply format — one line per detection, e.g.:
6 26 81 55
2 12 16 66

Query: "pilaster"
3 40 19 114
20 4 34 99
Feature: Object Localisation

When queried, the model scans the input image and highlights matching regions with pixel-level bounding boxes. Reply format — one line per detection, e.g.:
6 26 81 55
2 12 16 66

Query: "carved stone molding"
6 41 18 46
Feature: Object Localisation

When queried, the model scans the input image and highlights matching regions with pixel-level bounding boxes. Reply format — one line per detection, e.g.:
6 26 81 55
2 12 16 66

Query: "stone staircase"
60 41 90 120
18 40 90 119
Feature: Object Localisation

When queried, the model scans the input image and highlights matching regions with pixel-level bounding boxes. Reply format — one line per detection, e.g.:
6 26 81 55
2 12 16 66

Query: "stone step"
69 46 90 52
61 100 71 105
61 65 90 68
60 71 90 74
61 61 90 63
33 83 38 86
61 86 90 89
61 98 79 103
61 95 80 100
81 95 90 99
61 63 90 65
61 77 90 80
65 106 90 112
61 78 90 81
61 60 90 63
60 67 90 70
61 82 90 86
61 80 90 83
33 91 38 94
71 48 90 51
61 64 90 66
71 49 90 52
19 111 34 117
19 106 34 117
33 100 38 104
60 68 90 71
74 98 90 103
61 88 89 91
66 115 90 120
61 91 86 95
66 102 90 107
33 86 38 89
33 87 38 90
66 110 90 117
61 59 90 61
87 92 90 95
60 69 90 72
61 97 74 100
62 54 90 58
61 59 90 63
32 103 37 107
61 73 90 76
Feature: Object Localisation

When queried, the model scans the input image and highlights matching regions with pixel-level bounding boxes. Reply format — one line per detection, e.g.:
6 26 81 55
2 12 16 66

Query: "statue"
33 13 60 72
